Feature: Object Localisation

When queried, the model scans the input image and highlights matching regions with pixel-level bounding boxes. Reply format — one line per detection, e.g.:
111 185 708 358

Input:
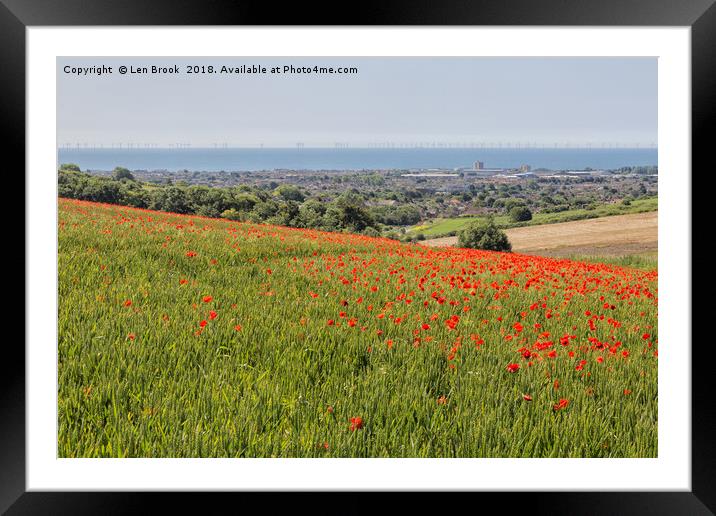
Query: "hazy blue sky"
57 57 657 147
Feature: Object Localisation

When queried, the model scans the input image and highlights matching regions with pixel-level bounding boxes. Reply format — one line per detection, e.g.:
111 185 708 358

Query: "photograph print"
57 56 658 458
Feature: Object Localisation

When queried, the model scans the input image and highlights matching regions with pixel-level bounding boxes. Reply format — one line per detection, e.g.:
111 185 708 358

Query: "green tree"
318 206 340 231
150 186 190 214
332 191 377 232
82 180 121 204
252 201 279 220
509 206 532 222
458 217 512 252
274 184 305 202
113 167 135 181
338 204 375 232
502 197 526 212
268 201 300 226
370 205 421 226
120 183 150 208
230 192 260 212
59 163 81 172
195 205 220 218
296 200 327 228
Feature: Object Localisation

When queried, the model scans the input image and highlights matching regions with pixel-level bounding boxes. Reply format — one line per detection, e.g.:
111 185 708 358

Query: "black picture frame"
6 0 712 513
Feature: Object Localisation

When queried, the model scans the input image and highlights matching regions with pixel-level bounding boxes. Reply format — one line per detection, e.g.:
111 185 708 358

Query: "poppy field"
58 198 658 458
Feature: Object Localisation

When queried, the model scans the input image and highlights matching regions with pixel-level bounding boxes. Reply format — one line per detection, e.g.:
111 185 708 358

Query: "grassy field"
58 198 658 458
410 196 658 238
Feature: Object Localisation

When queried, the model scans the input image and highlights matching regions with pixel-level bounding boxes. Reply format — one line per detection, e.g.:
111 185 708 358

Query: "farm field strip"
411 196 657 238
58 198 658 458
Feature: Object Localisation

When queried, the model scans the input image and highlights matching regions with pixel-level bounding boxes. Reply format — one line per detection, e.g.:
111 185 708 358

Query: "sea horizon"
58 146 658 173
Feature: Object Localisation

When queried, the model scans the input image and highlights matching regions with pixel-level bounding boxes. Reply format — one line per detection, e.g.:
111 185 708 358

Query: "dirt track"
422 211 658 258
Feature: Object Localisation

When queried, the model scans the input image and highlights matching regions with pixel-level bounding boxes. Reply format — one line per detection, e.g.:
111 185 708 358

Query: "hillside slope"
58 198 658 458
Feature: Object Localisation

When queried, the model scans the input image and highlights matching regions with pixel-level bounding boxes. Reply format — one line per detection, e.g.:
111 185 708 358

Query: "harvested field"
422 211 657 258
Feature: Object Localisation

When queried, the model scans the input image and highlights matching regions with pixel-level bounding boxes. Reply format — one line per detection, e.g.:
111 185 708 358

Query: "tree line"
57 165 410 236
59 164 517 251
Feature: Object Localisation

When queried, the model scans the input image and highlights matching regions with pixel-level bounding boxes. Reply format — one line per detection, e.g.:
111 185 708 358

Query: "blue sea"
57 147 657 172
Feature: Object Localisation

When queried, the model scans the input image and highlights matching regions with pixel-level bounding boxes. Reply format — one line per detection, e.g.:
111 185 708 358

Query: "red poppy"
553 399 569 411
123 299 132 307
199 320 207 328
349 417 363 431
506 363 520 373
209 310 217 320
203 296 213 303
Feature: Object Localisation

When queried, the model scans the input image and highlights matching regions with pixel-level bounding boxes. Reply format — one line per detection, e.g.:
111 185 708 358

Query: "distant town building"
456 160 513 177
463 168 506 177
